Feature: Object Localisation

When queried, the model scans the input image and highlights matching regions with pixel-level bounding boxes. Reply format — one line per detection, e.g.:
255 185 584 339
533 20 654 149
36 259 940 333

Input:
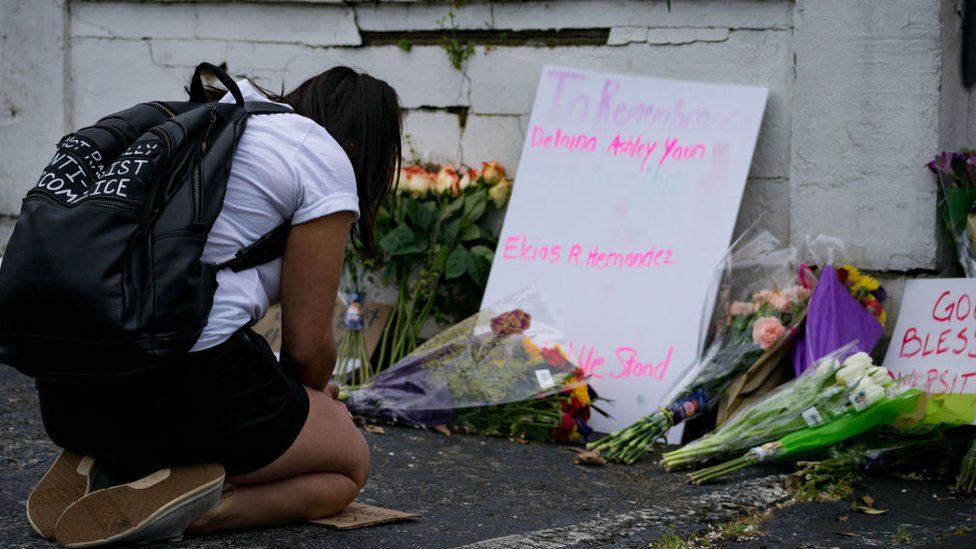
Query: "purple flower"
871 286 887 303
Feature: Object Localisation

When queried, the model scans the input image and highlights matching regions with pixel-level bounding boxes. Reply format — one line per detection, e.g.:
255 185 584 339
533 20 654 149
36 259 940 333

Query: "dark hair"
195 67 402 259
280 68 402 259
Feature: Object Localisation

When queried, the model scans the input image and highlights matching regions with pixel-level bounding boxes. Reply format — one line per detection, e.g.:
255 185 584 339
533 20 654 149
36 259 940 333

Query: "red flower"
836 268 849 285
490 309 532 337
864 297 883 316
541 346 570 369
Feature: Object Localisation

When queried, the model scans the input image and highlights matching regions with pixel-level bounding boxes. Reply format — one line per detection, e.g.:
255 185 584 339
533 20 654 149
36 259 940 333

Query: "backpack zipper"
191 106 218 225
24 190 140 214
147 101 177 118
96 123 128 144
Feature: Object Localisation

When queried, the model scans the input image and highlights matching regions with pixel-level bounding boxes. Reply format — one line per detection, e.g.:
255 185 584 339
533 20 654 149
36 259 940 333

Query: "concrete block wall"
0 0 972 329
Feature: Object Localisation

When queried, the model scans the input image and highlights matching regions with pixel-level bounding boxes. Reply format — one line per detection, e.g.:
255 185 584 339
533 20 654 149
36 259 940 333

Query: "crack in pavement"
459 475 791 548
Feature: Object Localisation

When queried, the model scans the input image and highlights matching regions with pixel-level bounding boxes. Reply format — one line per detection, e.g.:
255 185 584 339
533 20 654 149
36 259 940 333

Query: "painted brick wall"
0 0 972 323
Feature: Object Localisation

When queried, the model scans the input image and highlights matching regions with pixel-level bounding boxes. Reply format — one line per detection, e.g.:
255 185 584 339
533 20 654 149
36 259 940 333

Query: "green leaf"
471 245 495 263
431 244 451 272
443 195 465 217
467 251 491 286
445 246 473 279
442 219 460 242
405 198 436 231
379 224 425 256
462 191 487 223
459 224 481 241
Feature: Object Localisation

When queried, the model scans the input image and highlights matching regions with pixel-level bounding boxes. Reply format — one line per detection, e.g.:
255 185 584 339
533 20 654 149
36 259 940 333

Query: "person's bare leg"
187 386 370 533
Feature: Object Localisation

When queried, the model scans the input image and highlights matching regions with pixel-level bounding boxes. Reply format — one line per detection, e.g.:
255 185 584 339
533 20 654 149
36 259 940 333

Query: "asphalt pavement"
2 366 975 548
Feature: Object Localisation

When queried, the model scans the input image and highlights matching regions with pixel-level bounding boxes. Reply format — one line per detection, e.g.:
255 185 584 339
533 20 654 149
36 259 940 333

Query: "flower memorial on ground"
372 161 512 370
588 232 811 464
662 347 881 471
344 290 605 443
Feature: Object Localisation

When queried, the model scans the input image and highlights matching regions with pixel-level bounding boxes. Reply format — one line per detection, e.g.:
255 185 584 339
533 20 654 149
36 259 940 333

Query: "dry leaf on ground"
432 425 452 437
571 448 607 466
365 425 386 435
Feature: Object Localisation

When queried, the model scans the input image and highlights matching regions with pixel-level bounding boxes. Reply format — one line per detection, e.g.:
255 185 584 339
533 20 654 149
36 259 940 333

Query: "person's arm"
279 211 354 390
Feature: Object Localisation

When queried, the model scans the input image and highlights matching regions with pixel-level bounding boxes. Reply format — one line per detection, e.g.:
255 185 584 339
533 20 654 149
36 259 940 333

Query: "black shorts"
36 328 309 478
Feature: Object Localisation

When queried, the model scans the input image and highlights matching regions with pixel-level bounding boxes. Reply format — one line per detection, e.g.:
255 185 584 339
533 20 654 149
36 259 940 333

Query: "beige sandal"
54 463 225 548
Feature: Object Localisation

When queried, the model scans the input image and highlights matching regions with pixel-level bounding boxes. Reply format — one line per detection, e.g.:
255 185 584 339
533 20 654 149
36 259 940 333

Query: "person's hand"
325 383 341 400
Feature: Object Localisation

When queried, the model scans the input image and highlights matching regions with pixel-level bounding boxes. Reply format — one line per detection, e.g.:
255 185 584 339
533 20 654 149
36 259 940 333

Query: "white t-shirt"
191 80 359 351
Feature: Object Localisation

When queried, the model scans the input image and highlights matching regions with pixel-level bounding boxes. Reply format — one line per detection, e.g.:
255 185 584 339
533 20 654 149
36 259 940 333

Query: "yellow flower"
853 274 880 292
522 336 542 361
841 265 861 280
878 310 887 327
572 383 591 406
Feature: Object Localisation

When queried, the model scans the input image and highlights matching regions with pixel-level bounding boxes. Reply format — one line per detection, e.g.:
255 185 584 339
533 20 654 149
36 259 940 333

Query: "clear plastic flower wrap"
345 288 603 442
588 228 812 463
662 342 863 470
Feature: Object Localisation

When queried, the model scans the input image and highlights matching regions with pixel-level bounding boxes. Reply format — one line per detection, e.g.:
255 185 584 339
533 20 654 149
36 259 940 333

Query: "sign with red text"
482 66 768 435
884 279 976 421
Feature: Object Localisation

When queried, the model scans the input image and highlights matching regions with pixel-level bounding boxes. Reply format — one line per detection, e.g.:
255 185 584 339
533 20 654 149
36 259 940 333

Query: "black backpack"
0 63 292 380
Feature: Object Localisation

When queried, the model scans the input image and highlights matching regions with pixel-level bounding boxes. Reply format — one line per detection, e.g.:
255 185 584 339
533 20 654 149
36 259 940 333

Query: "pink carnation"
752 316 786 350
767 292 792 312
729 301 757 317
791 286 812 304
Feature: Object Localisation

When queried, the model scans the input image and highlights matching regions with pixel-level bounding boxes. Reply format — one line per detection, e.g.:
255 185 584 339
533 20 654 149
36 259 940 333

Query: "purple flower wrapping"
792 265 884 376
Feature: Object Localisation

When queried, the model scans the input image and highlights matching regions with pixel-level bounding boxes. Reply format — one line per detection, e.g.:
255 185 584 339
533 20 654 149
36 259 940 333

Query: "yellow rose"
488 177 512 208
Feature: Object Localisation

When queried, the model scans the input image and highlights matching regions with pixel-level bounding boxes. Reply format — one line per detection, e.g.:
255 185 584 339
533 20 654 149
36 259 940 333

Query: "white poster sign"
482 66 768 433
884 279 976 412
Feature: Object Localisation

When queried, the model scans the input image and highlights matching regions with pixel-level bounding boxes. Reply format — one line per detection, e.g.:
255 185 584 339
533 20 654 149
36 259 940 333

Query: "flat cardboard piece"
308 502 419 530
253 301 392 355
481 65 768 439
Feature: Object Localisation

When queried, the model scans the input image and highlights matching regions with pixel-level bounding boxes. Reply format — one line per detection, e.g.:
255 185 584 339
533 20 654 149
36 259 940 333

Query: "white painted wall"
0 0 972 325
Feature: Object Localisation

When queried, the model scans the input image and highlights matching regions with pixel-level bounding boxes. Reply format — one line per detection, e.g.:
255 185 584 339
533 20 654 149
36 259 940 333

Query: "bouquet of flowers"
345 289 604 443
928 150 976 276
663 345 874 471
334 256 377 387
690 390 923 483
587 231 811 464
717 251 889 422
370 161 513 370
778 235 887 379
691 353 932 483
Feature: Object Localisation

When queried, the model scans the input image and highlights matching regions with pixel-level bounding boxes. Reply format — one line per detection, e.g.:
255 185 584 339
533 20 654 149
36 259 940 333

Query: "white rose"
407 170 435 196
396 168 411 194
434 165 460 195
458 170 474 192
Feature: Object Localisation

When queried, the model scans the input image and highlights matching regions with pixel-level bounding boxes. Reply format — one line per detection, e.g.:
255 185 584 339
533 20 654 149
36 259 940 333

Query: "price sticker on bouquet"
483 65 768 436
535 369 556 390
884 278 976 424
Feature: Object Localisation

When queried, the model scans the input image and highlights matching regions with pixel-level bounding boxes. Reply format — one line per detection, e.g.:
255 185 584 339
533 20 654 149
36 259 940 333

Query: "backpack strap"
244 102 293 115
190 63 245 106
214 222 291 273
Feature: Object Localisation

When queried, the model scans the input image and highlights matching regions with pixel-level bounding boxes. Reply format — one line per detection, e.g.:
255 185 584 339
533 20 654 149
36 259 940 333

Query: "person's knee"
346 430 371 489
